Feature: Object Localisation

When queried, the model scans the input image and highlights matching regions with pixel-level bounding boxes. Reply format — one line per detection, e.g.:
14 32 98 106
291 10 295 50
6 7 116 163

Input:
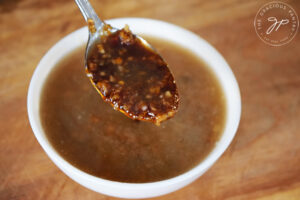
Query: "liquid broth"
40 36 226 183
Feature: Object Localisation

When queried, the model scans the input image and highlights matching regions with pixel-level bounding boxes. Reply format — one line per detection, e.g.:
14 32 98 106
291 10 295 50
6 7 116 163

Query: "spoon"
75 0 179 125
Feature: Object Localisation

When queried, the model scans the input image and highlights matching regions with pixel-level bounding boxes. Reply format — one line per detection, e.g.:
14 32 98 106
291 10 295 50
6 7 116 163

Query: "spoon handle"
75 0 103 29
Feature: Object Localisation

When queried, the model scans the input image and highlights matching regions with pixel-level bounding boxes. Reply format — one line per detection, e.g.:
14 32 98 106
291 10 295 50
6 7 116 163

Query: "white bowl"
27 18 241 199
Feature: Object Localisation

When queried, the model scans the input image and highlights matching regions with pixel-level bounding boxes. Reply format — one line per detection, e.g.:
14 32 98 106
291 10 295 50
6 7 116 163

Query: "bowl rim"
27 17 241 192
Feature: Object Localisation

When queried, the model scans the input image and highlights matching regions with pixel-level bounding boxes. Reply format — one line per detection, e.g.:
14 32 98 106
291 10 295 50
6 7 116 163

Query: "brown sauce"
40 36 226 183
87 25 179 125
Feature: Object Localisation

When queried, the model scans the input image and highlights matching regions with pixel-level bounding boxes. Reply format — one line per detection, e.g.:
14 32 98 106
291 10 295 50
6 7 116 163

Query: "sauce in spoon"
75 0 179 125
86 23 179 125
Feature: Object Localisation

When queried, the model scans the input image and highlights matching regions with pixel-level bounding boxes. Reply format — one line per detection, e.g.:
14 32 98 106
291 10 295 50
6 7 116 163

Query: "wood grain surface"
1 0 300 199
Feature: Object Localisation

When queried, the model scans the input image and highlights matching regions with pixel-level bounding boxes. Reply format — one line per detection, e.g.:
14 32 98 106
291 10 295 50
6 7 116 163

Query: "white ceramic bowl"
27 18 241 199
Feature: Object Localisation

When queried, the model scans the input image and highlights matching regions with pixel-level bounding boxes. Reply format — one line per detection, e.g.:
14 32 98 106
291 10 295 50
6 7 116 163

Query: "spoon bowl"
75 0 179 125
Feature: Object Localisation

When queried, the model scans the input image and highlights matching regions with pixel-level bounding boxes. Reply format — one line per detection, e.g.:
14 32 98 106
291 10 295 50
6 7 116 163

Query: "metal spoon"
74 0 179 125
75 0 152 63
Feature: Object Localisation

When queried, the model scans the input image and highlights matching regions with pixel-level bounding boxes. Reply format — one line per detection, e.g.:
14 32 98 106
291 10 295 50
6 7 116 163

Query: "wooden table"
1 0 299 199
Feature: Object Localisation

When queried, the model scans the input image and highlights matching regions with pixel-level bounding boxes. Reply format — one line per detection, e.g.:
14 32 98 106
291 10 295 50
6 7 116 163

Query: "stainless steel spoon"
74 0 179 125
75 0 154 62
